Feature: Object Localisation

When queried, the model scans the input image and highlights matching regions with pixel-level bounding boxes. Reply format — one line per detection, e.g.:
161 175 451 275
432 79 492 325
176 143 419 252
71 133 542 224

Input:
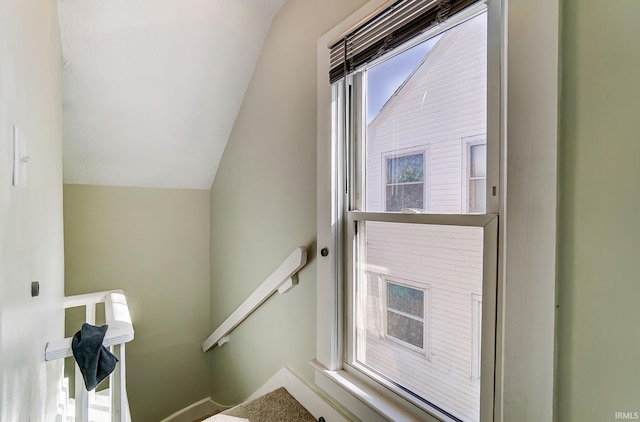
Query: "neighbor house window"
384 279 429 352
385 153 425 211
467 142 487 213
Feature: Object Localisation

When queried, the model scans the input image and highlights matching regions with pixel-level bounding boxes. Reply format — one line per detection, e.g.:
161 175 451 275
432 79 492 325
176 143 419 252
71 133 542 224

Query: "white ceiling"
58 0 286 189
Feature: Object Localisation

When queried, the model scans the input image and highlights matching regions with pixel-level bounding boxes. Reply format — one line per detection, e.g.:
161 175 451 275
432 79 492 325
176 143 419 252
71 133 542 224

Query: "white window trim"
315 0 558 421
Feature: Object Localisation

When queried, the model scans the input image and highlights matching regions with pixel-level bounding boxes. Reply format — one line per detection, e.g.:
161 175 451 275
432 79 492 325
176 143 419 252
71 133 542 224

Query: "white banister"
46 291 134 361
45 289 134 422
202 246 308 352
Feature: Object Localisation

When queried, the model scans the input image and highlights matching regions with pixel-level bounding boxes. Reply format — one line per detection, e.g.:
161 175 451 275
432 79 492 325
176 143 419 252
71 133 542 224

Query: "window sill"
310 359 443 422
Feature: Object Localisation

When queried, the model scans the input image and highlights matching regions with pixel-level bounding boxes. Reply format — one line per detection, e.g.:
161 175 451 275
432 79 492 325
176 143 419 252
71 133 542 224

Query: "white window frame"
315 0 558 421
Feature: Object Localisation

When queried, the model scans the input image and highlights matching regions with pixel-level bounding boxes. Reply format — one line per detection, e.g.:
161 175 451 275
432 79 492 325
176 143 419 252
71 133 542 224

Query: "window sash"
386 309 425 349
386 281 425 318
340 18 497 416
344 210 498 420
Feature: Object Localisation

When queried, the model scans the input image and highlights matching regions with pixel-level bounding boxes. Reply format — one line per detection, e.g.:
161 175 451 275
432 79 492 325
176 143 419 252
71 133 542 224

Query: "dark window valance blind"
329 0 480 83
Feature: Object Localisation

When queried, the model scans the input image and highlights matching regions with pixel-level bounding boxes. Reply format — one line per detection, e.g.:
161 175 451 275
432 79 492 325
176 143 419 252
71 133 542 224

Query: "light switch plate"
12 125 28 187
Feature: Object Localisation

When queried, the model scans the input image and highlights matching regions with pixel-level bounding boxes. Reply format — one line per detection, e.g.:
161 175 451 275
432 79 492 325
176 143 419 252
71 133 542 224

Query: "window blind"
329 0 480 83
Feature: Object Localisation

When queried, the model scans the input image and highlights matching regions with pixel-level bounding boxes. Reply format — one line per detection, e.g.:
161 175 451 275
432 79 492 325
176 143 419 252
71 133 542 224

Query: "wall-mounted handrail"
45 289 134 422
202 246 307 352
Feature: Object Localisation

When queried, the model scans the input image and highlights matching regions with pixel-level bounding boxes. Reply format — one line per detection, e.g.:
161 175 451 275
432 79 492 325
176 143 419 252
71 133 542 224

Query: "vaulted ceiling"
58 0 287 189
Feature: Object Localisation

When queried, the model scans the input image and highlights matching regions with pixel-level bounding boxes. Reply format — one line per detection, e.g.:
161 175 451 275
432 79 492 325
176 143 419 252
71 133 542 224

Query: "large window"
317 0 559 420
331 4 498 422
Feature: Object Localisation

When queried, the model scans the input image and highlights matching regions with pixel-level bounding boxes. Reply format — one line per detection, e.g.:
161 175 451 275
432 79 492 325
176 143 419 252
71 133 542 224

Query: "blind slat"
329 0 480 83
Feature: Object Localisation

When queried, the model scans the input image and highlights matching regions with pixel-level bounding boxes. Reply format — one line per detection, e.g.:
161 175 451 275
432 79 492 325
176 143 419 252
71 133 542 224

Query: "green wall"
63 185 211 422
557 0 640 420
208 0 368 404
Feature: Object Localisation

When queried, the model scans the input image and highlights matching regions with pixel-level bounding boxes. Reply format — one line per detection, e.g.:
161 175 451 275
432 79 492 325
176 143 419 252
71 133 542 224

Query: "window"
385 153 425 211
317 0 559 420
467 141 487 213
384 279 428 352
336 7 497 422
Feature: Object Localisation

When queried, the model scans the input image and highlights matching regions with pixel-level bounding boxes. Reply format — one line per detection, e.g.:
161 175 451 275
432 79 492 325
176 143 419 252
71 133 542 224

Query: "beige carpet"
209 387 316 422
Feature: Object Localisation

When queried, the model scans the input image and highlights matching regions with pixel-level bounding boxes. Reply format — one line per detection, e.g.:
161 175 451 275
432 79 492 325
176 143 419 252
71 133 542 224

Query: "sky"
367 35 442 123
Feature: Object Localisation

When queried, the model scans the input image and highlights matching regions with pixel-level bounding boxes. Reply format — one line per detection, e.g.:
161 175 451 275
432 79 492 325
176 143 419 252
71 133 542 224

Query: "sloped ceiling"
59 0 286 189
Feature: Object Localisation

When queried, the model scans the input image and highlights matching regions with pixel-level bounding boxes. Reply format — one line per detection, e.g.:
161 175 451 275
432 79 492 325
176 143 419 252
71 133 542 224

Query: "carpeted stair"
203 387 320 422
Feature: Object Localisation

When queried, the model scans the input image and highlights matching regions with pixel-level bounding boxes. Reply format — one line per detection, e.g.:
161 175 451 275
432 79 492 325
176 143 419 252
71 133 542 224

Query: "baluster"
110 343 126 422
85 303 96 325
75 363 89 422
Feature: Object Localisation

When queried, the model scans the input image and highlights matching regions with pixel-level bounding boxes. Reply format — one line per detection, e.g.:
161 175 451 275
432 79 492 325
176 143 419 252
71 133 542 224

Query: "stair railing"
202 246 307 352
45 289 134 422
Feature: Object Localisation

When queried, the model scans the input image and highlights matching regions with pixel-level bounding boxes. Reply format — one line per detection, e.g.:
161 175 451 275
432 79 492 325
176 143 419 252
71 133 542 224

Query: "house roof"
368 18 470 131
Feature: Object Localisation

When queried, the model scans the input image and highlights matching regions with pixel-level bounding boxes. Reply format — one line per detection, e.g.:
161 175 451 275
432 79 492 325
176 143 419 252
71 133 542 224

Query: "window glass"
385 153 425 211
387 310 424 348
469 144 487 212
386 282 425 348
387 154 424 184
387 282 424 318
364 13 487 215
470 144 486 177
355 221 484 421
348 11 489 422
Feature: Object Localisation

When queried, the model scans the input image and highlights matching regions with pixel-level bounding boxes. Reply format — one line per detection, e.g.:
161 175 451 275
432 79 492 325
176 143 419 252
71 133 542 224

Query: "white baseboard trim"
159 397 220 422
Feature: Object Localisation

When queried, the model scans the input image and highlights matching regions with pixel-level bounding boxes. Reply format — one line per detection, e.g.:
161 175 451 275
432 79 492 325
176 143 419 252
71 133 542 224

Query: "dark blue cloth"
71 323 118 391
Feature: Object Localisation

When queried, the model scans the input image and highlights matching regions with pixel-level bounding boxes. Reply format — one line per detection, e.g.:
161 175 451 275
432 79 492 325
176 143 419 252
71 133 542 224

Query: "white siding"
358 12 488 422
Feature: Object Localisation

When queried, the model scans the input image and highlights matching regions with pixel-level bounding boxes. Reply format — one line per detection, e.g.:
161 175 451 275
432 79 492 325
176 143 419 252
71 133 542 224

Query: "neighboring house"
361 14 486 421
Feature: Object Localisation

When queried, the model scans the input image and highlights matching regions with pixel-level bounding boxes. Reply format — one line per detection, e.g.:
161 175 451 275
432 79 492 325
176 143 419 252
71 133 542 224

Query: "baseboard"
159 397 220 422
